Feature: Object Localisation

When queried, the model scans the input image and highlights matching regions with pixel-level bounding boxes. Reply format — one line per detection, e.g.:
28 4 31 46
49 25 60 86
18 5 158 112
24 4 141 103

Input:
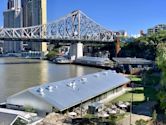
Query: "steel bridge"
0 10 114 44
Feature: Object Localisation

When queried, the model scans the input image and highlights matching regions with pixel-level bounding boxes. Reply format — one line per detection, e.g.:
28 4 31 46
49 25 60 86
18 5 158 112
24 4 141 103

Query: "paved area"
118 114 151 125
37 113 72 125
118 101 158 125
133 101 157 116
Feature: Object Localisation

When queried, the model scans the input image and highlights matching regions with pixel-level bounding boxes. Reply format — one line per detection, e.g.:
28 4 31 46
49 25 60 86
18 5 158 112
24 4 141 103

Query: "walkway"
133 101 157 116
118 114 151 125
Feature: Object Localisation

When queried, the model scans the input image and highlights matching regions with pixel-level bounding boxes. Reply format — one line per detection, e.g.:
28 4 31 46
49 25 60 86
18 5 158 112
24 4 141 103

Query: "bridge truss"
0 10 114 43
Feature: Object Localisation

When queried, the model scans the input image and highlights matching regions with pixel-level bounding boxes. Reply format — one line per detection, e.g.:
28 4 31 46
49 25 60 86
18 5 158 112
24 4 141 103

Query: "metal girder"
0 10 114 43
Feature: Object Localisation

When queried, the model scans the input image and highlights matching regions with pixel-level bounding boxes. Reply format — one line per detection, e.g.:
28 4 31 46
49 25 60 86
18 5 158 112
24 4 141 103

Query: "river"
0 58 102 102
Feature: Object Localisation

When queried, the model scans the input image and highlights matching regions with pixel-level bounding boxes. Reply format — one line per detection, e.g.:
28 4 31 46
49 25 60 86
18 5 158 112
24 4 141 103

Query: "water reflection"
0 58 101 102
39 61 49 84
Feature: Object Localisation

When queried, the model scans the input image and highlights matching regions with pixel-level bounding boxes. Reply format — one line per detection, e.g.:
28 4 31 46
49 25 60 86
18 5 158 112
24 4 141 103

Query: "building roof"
0 112 17 125
0 108 38 124
0 108 37 119
9 70 130 112
112 57 152 65
76 56 109 62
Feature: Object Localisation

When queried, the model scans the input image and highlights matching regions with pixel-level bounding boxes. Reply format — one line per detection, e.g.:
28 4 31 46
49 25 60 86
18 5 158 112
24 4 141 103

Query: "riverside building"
6 70 130 115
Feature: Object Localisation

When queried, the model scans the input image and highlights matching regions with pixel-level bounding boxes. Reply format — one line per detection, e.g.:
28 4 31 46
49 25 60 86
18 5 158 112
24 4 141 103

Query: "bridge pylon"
69 42 83 60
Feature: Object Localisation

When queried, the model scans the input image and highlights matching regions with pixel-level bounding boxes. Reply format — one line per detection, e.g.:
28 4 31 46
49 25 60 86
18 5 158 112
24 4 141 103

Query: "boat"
53 57 72 64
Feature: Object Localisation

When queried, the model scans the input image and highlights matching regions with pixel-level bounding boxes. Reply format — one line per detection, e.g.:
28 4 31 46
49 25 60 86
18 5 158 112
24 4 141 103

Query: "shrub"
24 105 36 113
135 119 148 125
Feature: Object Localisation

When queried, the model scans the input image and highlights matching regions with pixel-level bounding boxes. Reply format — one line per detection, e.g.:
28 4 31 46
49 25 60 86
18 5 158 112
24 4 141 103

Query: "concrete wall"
69 43 83 60
68 85 128 111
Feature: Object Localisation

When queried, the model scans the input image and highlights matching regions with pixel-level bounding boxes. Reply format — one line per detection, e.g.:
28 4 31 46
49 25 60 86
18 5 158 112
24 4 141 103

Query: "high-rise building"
114 30 128 37
21 0 47 52
8 0 21 10
147 24 166 35
3 0 22 53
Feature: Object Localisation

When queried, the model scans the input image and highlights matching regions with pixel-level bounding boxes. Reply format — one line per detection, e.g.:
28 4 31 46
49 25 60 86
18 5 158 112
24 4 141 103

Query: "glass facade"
21 0 47 52
3 0 22 53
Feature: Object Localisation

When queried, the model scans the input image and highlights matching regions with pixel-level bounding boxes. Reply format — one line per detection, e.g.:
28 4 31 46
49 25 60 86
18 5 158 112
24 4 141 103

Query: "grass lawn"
128 75 142 84
128 73 160 86
110 87 157 105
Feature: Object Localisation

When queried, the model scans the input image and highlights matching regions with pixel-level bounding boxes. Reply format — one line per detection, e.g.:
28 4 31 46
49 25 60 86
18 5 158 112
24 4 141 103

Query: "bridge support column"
69 42 83 60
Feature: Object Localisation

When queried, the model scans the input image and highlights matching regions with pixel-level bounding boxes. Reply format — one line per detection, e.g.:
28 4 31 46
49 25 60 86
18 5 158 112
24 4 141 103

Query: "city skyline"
2 0 47 53
0 0 166 35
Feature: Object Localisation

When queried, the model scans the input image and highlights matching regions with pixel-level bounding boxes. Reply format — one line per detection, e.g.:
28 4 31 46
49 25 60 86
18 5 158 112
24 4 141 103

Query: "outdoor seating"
108 109 117 114
111 104 117 109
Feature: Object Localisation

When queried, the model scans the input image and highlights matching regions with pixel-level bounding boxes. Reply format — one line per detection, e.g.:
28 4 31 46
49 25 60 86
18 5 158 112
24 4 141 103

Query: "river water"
0 58 101 102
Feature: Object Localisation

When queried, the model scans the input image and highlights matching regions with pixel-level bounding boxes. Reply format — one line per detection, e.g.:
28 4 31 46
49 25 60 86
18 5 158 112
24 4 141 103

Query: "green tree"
156 43 166 110
46 49 59 60
120 30 166 60
156 43 166 71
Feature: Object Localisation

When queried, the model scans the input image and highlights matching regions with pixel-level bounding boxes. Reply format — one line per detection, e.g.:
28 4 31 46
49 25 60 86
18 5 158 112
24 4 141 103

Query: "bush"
46 50 59 60
142 72 160 86
24 105 36 113
135 119 148 125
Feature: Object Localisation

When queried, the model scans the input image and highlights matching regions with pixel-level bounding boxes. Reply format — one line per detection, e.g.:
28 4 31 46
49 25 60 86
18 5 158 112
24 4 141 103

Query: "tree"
135 119 147 125
119 31 166 61
46 49 59 60
156 43 166 71
156 43 166 111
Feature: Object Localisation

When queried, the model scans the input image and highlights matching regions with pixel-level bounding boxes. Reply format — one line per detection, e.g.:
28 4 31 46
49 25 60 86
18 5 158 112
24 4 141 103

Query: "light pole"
130 82 134 125
80 100 83 117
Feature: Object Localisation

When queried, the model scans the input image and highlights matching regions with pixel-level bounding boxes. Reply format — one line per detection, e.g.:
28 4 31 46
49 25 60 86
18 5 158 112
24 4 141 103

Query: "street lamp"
130 82 134 125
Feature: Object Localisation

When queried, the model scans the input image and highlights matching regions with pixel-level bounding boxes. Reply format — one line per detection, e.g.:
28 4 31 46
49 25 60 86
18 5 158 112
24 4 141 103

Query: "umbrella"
68 112 77 116
102 113 109 118
118 104 127 108
109 110 117 114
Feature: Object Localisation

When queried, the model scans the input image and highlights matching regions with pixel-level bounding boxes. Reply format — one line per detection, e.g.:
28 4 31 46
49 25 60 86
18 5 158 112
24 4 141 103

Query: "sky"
0 0 166 35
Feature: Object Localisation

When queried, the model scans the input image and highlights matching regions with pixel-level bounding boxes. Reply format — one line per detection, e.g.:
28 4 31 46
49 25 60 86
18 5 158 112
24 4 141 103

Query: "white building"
147 24 166 35
7 70 130 116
